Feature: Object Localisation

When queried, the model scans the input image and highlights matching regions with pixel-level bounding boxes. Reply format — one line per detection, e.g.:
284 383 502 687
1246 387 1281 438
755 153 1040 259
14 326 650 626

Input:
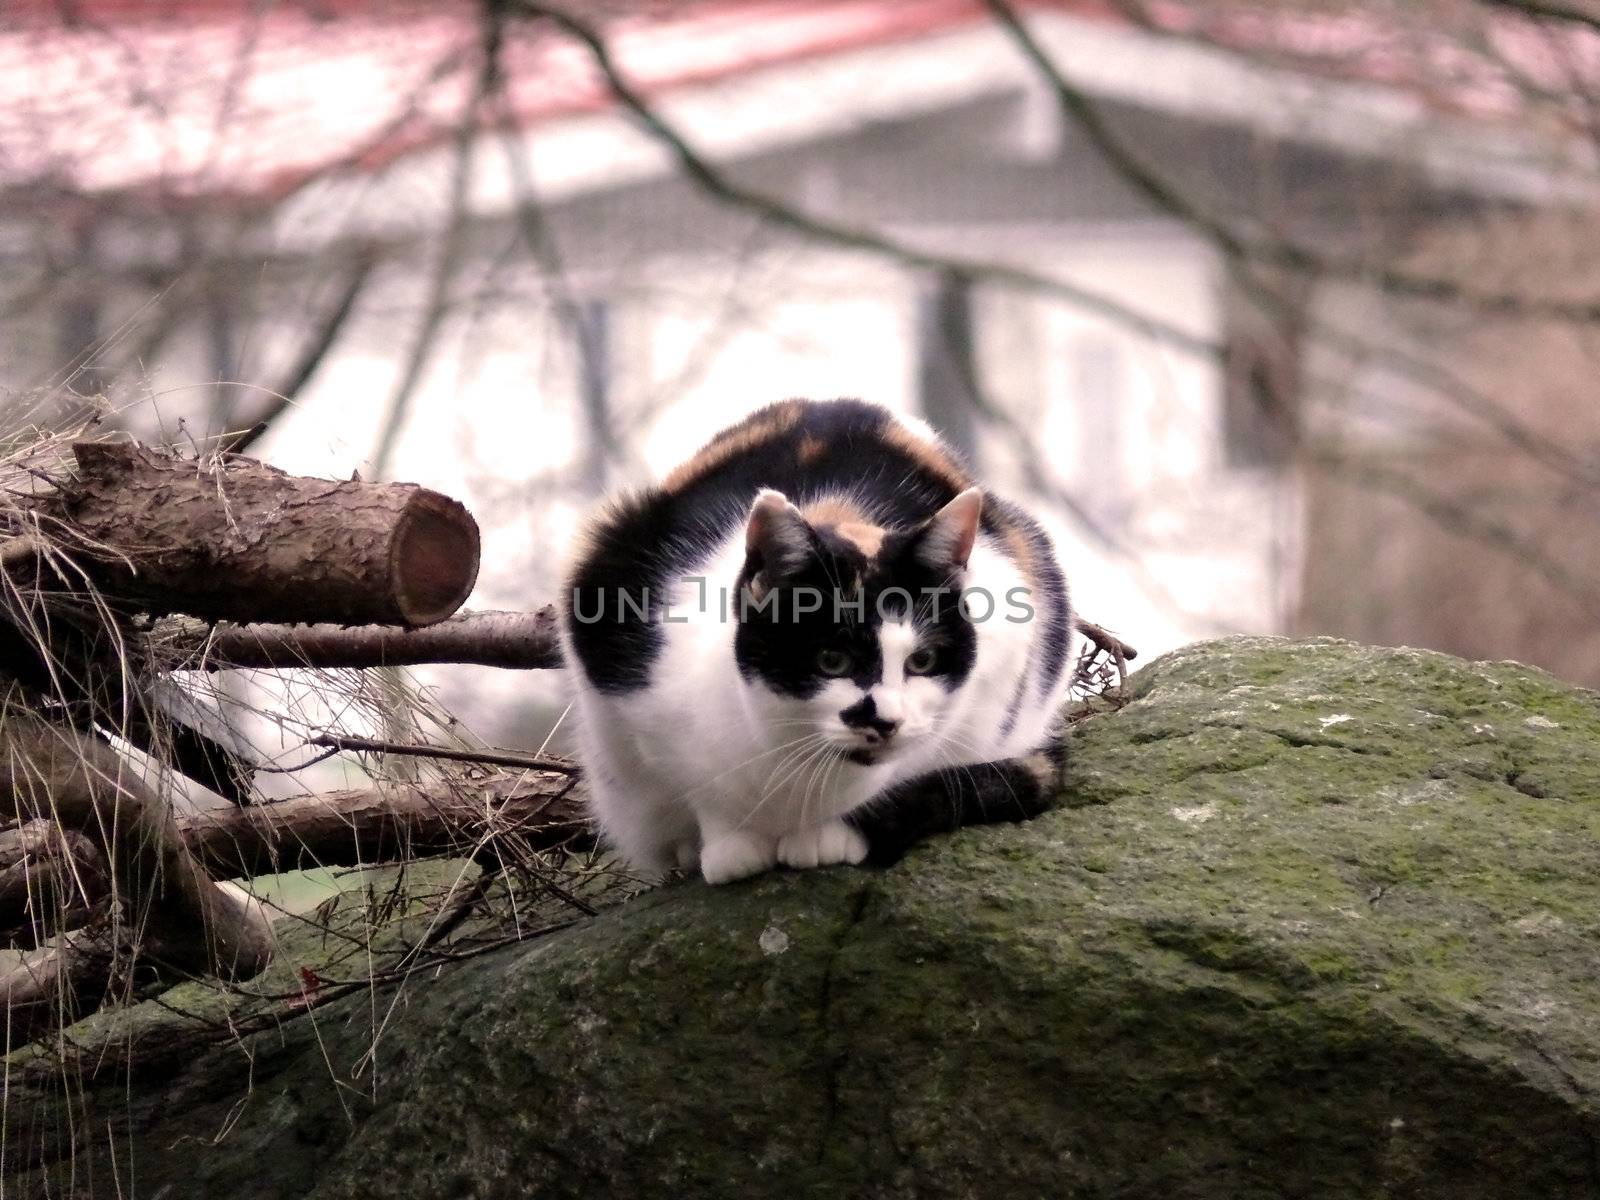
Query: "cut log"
160 607 563 672
177 768 590 879
58 441 480 627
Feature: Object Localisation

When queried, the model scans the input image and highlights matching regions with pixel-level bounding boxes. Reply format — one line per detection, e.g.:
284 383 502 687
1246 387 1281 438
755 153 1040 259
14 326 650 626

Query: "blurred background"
3 0 1599 754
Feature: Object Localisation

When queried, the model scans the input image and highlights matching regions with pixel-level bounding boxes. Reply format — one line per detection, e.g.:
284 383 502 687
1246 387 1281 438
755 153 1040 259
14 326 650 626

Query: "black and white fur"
560 399 1072 884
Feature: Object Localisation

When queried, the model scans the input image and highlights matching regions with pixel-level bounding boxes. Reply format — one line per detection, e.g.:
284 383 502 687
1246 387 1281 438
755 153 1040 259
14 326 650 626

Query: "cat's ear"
911 488 982 574
745 488 812 583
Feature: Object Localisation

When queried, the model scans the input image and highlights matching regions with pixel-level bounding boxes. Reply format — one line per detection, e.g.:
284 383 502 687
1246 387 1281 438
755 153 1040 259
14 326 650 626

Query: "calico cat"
560 399 1073 884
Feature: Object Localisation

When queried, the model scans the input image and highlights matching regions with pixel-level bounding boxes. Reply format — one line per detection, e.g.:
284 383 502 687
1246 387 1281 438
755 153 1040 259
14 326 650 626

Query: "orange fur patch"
661 400 804 494
801 496 866 527
800 496 886 557
797 434 827 466
834 521 885 557
881 420 972 494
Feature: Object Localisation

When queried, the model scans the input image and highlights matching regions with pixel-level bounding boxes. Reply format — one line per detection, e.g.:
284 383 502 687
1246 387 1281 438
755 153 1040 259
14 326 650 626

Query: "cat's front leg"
777 819 868 871
699 830 779 885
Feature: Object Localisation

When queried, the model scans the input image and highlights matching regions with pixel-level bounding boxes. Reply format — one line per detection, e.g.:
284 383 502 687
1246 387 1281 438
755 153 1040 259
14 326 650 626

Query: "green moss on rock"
11 637 1600 1198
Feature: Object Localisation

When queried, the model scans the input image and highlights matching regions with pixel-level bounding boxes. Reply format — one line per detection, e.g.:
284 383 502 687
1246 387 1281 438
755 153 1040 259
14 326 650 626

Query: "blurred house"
1 0 1595 726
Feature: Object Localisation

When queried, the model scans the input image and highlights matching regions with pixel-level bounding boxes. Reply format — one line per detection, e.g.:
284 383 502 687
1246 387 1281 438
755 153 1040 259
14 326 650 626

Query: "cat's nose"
862 716 899 744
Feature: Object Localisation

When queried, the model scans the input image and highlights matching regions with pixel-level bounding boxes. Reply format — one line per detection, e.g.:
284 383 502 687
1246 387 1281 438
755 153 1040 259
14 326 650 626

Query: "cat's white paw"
777 820 869 871
700 832 778 885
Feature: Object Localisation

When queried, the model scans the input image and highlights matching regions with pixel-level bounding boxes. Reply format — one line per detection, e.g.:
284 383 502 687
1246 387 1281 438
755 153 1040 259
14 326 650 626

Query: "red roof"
0 0 995 206
0 0 1591 208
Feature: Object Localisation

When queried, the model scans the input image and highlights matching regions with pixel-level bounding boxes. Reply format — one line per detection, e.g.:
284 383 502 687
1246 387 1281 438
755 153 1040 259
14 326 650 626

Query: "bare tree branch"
507 0 1600 623
1479 0 1600 35
304 733 575 775
369 8 503 480
986 0 1600 321
219 248 379 457
507 0 1215 358
1308 447 1600 620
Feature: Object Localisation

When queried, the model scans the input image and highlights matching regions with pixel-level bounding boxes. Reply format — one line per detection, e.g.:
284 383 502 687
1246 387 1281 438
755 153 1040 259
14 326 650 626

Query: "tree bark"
57 441 480 627
177 767 590 879
160 607 563 671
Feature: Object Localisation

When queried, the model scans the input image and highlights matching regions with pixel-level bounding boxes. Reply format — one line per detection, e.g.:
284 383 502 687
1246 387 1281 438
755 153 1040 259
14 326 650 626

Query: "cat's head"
733 487 982 766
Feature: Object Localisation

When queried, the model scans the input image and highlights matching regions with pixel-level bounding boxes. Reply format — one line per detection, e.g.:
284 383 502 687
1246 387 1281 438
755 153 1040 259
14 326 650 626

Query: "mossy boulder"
13 637 1600 1198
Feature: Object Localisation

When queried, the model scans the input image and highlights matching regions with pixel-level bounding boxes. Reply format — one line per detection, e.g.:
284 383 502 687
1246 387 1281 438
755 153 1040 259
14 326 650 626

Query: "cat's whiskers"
668 730 827 808
805 747 848 838
927 728 1031 820
796 736 843 833
760 735 833 805
808 745 849 834
910 726 990 827
754 734 832 803
735 735 836 834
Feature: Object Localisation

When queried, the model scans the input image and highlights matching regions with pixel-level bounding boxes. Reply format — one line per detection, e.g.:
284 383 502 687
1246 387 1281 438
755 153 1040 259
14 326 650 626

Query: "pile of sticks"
0 440 578 1048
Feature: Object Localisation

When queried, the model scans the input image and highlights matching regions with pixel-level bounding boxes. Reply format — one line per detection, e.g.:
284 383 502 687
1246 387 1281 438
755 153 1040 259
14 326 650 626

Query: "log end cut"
390 492 480 627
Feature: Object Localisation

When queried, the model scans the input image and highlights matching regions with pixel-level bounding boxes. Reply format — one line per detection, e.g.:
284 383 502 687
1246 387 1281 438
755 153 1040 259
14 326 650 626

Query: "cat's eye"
816 648 853 677
905 647 938 675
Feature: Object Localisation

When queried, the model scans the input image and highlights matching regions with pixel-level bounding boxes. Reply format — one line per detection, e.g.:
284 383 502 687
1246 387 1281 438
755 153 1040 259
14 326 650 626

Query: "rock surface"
13 637 1600 1198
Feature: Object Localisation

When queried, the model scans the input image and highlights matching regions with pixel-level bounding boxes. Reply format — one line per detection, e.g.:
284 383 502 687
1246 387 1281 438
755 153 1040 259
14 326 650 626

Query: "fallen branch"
160 608 1138 678
304 733 576 775
176 767 590 880
159 607 562 671
0 763 588 1047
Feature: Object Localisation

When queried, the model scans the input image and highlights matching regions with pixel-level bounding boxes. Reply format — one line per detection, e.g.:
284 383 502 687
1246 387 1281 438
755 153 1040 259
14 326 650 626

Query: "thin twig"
1074 616 1138 666
306 733 578 774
